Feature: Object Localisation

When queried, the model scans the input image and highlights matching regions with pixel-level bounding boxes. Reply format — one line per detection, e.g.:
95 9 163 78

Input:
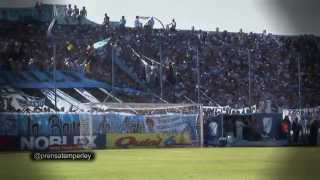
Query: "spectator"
191 26 195 32
147 17 154 29
309 119 319 145
80 7 87 18
73 5 80 19
120 16 126 27
66 4 73 17
145 17 155 30
169 19 176 31
280 116 290 139
103 13 110 28
79 6 87 24
134 16 142 29
292 118 301 144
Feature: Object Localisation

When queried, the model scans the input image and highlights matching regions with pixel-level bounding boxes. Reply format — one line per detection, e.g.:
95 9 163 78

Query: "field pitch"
0 147 319 180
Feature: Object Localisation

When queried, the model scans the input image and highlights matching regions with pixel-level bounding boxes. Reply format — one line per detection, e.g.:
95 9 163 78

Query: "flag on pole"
93 38 111 49
47 5 58 38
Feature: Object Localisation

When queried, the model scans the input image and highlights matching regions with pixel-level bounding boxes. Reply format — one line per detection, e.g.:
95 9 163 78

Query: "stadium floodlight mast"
247 49 252 111
297 54 302 119
47 5 58 110
196 48 200 104
111 44 115 94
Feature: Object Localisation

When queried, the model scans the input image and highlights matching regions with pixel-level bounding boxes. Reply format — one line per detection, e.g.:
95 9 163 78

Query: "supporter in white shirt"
66 4 73 17
134 16 142 29
73 5 79 18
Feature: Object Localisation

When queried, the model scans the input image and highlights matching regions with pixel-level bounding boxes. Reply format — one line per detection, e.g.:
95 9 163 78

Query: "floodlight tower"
47 5 58 110
140 16 166 99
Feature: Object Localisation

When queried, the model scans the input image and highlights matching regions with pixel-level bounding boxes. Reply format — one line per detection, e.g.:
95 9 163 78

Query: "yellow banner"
106 133 192 148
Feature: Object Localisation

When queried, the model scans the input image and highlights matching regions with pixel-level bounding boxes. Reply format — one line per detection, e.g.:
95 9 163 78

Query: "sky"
1 0 320 35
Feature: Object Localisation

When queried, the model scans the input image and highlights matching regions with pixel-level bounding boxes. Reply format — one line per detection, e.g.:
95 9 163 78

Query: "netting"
82 103 204 148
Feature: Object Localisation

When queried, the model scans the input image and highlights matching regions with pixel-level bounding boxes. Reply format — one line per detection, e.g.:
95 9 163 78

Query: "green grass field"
0 147 319 180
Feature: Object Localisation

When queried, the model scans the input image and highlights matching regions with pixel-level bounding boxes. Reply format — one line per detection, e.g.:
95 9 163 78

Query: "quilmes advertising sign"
106 133 192 149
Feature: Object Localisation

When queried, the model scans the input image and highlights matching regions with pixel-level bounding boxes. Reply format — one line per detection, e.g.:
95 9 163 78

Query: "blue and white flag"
93 38 111 49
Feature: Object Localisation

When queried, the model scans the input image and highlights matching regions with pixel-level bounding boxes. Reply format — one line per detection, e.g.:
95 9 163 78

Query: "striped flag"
47 5 58 37
93 38 111 49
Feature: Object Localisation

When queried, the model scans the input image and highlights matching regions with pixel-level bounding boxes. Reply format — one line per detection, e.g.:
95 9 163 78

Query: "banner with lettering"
144 113 199 142
282 106 320 121
0 112 199 150
204 105 257 117
106 133 192 148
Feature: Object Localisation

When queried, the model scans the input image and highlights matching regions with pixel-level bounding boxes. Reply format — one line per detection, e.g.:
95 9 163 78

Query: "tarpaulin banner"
106 133 192 148
144 113 199 142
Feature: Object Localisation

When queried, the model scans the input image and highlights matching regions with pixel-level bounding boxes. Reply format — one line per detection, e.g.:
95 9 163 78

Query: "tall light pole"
248 49 252 110
138 16 166 99
53 44 57 109
154 17 165 99
298 55 302 118
159 45 163 99
112 44 115 94
196 48 200 104
47 5 57 110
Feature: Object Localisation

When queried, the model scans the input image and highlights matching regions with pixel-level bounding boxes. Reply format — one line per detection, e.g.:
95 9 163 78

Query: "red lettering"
115 136 162 148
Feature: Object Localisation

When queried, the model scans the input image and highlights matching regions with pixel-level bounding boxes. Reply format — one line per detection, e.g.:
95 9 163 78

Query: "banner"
204 105 257 117
1 92 46 111
144 113 198 141
16 98 45 108
107 133 192 148
93 38 111 49
0 112 199 150
282 106 320 121
20 136 99 151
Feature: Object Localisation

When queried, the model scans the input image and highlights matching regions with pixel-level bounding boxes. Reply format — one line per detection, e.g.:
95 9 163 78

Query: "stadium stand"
0 2 319 113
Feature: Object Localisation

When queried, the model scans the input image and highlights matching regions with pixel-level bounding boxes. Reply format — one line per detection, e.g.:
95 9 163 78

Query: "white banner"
143 114 198 134
282 106 320 121
203 105 257 116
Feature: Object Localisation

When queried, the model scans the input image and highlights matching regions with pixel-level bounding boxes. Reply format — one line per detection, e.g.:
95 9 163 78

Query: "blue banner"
0 112 199 150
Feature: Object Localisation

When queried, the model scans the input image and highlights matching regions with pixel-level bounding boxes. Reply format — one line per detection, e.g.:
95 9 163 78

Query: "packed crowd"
115 27 320 110
1 3 320 111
